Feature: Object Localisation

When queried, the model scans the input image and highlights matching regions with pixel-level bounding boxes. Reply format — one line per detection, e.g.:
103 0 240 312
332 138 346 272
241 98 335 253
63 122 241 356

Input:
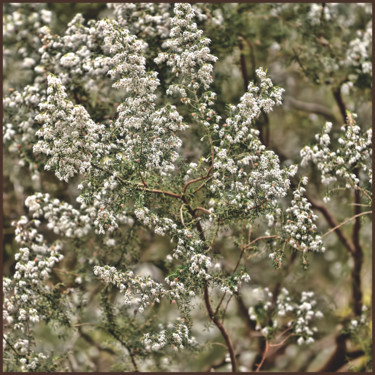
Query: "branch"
77 326 116 356
183 135 214 195
243 235 279 251
255 339 269 371
93 164 181 199
322 210 372 238
108 329 139 372
3 336 21 357
204 284 237 372
304 193 355 255
333 85 347 123
194 206 215 217
238 33 257 81
351 188 364 316
285 96 336 122
206 352 241 372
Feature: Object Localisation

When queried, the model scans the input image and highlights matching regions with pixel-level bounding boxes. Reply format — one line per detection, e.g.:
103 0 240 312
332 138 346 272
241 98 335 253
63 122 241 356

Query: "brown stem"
183 135 214 195
305 187 366 318
352 189 363 316
142 187 181 199
138 169 149 188
318 332 349 372
332 86 347 123
192 176 213 194
285 96 336 122
243 235 279 251
304 193 355 255
93 164 181 199
77 326 116 355
204 284 237 372
323 210 372 238
3 336 21 357
206 352 241 372
255 339 269 371
238 33 257 80
109 329 139 372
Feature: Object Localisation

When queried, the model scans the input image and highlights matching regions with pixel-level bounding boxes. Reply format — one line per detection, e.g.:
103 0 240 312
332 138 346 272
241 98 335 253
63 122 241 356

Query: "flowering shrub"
3 3 372 372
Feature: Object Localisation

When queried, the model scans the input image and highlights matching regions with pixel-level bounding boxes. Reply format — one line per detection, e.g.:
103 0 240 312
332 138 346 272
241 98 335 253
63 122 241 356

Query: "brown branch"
238 33 257 81
141 187 181 199
93 164 181 199
206 352 241 372
204 284 237 372
319 332 349 372
285 96 336 122
322 210 372 238
333 85 347 123
243 235 279 251
194 206 215 216
352 189 364 316
3 336 21 357
77 326 116 356
108 329 139 372
138 169 149 188
220 294 234 324
183 136 214 195
304 193 355 255
255 339 269 371
214 291 227 317
182 167 213 195
192 176 213 194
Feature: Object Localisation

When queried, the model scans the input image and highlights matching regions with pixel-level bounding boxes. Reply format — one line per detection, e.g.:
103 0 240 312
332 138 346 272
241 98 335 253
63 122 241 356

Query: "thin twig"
255 339 269 371
3 336 21 357
322 210 372 238
192 176 213 194
180 203 187 228
305 192 355 255
194 206 216 217
204 284 237 372
243 235 279 251
183 136 215 195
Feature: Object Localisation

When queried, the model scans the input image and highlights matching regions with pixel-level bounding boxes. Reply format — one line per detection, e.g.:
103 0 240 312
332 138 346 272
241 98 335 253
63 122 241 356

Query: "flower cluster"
96 19 188 176
270 3 372 88
155 3 218 92
142 320 196 352
109 3 172 40
207 69 295 217
283 178 325 254
301 117 372 190
3 83 45 165
3 204 65 370
348 305 370 332
345 20 372 82
94 265 166 312
24 192 92 237
3 3 52 74
34 74 104 181
248 287 323 345
5 3 370 372
293 291 323 345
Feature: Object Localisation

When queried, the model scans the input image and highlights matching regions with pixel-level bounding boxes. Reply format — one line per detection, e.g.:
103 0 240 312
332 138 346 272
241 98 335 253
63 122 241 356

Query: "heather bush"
3 3 372 372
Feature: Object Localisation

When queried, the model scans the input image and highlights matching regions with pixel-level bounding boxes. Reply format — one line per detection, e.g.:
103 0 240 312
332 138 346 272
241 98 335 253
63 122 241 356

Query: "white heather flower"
301 116 371 188
34 74 103 182
155 3 217 90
